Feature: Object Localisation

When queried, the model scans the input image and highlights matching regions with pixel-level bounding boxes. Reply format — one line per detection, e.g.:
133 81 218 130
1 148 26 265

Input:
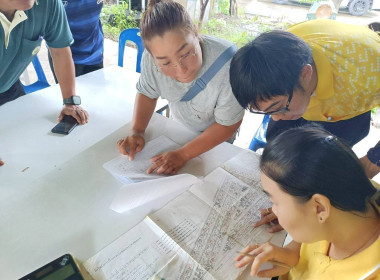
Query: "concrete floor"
21 5 380 182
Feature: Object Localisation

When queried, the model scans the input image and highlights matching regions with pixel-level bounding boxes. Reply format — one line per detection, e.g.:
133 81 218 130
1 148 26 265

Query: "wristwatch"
63 95 81 105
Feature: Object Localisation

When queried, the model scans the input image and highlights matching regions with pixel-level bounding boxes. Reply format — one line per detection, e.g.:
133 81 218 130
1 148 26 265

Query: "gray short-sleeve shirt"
136 35 244 133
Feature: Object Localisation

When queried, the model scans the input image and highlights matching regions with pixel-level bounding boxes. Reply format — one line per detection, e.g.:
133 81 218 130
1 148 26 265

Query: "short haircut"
230 30 313 110
260 126 377 213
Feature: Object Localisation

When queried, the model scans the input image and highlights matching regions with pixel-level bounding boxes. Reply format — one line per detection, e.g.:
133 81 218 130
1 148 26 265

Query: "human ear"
311 194 331 223
300 64 313 83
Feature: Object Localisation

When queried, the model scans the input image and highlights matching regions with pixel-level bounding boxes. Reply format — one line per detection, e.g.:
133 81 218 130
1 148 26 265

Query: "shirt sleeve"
136 50 161 99
43 0 73 48
213 68 245 126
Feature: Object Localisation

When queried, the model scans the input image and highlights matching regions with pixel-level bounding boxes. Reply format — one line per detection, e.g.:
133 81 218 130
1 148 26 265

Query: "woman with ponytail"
117 0 244 175
236 126 380 279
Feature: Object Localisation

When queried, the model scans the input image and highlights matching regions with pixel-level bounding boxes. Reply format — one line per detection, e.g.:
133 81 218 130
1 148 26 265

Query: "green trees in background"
101 0 290 46
101 1 140 41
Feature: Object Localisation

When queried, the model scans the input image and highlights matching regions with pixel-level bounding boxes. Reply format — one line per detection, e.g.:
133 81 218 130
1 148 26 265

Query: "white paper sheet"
84 217 216 280
103 135 205 184
149 168 273 280
90 167 283 280
221 149 262 188
110 174 199 213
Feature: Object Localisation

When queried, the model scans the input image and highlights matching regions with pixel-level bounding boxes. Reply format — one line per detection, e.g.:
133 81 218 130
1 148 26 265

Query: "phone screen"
19 254 84 280
51 115 78 135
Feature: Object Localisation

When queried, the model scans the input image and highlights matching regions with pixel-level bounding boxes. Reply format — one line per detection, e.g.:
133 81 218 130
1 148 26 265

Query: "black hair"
260 126 377 213
368 22 380 33
230 30 313 110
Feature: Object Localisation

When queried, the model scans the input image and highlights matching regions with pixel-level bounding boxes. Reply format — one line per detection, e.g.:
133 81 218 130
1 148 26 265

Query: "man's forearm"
49 46 76 99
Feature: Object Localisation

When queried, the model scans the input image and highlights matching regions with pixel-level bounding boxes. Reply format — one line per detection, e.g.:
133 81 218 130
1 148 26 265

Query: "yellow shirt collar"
0 10 28 49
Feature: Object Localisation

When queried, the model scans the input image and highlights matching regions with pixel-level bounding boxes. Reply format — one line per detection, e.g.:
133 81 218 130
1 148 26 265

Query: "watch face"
72 96 81 105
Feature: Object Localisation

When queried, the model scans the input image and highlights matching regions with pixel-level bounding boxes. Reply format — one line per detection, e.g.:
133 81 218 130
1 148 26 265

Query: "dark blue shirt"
63 0 104 65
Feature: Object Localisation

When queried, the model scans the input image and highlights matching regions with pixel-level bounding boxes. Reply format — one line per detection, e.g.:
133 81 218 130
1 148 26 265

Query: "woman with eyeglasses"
236 126 380 280
117 0 244 175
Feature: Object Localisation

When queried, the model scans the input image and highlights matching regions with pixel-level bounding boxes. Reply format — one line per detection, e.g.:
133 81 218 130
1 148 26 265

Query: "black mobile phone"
19 254 84 280
51 115 78 135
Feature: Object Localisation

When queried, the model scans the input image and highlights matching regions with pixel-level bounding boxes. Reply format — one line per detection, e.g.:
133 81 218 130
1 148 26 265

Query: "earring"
319 217 323 221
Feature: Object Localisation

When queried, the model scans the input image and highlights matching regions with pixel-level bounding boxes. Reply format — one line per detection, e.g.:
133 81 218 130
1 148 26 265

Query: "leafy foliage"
101 2 139 41
201 18 253 47
101 3 290 46
201 15 290 47
217 0 230 15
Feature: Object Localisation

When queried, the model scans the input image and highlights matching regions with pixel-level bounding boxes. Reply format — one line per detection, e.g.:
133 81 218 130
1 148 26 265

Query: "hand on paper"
0 157 4 166
359 155 380 179
235 242 297 278
147 150 187 175
117 134 145 161
254 208 284 233
59 105 89 125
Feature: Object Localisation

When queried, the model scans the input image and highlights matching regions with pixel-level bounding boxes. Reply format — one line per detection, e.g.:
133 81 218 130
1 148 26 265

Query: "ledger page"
221 149 262 188
149 168 274 280
83 217 215 280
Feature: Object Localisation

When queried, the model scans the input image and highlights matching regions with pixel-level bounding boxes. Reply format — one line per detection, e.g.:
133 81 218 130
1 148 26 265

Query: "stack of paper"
84 150 284 280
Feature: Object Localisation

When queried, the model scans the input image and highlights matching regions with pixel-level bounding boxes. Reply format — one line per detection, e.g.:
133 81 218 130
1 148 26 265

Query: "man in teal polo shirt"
0 0 89 166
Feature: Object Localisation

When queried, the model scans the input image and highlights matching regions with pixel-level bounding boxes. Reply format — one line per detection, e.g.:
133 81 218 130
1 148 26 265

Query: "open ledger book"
84 150 285 280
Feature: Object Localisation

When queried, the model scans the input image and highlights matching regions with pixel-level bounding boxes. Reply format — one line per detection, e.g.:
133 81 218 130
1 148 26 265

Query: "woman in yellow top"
236 126 380 279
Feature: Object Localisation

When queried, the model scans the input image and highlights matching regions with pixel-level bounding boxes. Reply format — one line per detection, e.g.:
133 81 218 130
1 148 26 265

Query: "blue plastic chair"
118 28 144 73
155 104 169 117
249 114 270 152
22 56 50 94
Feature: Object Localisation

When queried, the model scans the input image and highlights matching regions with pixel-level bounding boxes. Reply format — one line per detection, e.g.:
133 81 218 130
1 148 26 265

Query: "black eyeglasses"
248 91 293 115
